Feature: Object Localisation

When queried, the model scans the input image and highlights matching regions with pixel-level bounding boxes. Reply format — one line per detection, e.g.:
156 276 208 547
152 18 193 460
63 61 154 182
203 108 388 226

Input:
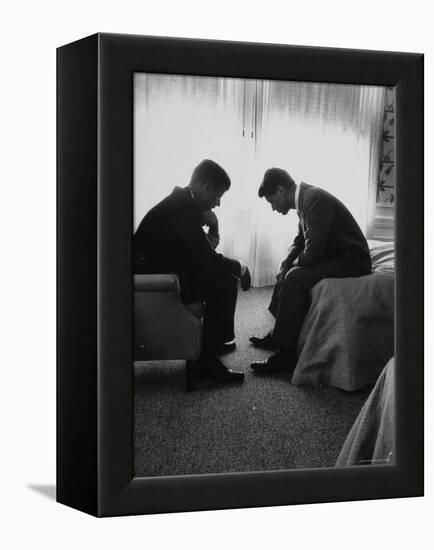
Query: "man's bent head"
189 159 231 211
258 168 296 215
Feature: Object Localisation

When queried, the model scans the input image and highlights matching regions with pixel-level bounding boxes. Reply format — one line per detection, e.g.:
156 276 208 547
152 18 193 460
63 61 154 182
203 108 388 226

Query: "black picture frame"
57 32 424 517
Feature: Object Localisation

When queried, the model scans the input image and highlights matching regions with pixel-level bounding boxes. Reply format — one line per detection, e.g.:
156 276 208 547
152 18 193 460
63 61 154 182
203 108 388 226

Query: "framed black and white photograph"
57 33 423 517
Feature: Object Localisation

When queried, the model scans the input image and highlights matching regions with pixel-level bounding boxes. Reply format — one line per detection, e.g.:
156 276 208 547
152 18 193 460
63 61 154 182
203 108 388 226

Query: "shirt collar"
294 183 300 214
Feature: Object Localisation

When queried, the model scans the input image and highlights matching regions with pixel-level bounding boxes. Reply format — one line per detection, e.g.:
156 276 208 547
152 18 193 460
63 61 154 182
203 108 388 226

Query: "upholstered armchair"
133 274 203 391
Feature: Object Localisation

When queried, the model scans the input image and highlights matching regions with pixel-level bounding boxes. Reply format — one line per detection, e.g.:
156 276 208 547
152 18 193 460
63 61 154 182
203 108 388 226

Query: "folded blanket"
368 239 395 273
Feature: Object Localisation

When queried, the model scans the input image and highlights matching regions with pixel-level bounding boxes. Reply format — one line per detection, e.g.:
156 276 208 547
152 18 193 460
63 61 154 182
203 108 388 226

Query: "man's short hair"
258 168 295 197
190 159 231 191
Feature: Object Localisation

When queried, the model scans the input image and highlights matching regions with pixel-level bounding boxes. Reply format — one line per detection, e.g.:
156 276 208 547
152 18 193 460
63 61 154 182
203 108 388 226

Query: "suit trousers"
184 272 238 357
269 260 370 352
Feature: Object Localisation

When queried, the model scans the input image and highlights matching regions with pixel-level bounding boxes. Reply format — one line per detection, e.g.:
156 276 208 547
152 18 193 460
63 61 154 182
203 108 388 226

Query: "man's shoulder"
300 183 334 207
157 187 204 228
158 186 188 206
148 187 191 213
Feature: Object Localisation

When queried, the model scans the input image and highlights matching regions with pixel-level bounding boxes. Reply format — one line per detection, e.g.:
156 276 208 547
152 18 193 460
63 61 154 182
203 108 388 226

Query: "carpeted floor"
134 286 371 477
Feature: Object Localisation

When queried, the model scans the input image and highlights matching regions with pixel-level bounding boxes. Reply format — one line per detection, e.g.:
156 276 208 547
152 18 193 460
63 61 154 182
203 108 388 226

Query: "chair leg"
186 359 195 392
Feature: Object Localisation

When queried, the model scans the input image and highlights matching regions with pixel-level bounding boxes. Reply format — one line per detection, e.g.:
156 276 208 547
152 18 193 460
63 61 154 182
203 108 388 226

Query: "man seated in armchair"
134 159 252 383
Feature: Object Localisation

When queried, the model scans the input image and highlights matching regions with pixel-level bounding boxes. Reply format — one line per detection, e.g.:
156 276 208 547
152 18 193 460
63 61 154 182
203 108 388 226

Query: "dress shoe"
250 350 297 374
196 357 244 383
215 341 236 355
249 332 278 351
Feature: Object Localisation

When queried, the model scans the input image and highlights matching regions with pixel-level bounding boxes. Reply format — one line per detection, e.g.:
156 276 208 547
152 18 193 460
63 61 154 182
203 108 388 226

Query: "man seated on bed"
134 159 252 383
250 168 372 373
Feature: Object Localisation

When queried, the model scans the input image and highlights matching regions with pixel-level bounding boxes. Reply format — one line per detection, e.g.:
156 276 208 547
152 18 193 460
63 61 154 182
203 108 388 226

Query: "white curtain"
134 74 246 230
134 74 384 286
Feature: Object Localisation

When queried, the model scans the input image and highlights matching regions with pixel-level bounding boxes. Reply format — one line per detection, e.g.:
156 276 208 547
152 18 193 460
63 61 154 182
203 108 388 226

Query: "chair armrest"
134 274 180 293
133 273 202 361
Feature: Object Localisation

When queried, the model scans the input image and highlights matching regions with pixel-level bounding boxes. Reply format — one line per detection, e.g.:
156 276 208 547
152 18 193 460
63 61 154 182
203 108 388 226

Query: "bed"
335 357 395 466
292 240 395 391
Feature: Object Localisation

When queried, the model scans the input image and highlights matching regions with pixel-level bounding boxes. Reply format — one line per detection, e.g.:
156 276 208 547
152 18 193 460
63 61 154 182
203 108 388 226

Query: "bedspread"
292 270 394 391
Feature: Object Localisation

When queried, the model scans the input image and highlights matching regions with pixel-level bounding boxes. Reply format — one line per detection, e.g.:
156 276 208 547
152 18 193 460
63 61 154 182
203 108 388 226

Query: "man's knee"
207 271 238 300
220 272 238 295
283 266 309 288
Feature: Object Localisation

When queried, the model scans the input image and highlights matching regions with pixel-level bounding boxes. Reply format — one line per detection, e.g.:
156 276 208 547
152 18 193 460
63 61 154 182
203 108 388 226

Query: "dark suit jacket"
284 182 371 271
134 186 241 292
